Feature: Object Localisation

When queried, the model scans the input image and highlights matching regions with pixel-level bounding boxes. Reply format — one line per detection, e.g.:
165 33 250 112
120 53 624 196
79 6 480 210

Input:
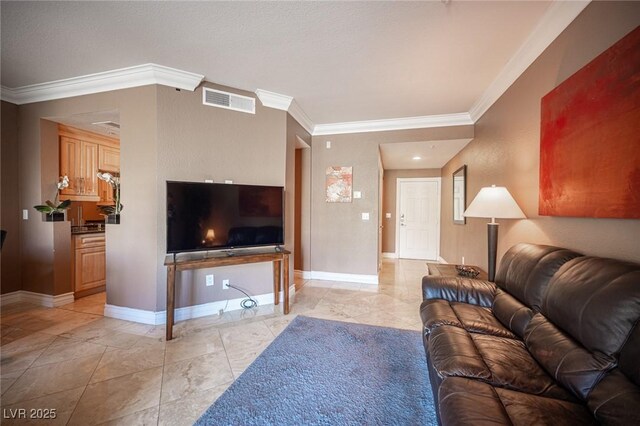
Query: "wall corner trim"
0 291 74 308
0 63 205 105
468 0 591 122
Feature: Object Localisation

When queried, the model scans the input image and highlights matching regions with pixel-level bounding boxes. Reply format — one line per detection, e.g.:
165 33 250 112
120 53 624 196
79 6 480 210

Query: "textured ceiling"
1 1 552 124
379 139 473 170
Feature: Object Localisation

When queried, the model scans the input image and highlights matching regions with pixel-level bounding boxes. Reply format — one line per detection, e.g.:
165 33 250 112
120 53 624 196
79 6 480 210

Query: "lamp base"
487 222 499 282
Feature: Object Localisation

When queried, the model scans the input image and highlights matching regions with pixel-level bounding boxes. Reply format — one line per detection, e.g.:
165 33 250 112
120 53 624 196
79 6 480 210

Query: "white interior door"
397 179 440 260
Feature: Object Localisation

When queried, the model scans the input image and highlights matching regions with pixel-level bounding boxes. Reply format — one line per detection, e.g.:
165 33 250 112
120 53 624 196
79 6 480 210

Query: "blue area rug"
195 316 437 426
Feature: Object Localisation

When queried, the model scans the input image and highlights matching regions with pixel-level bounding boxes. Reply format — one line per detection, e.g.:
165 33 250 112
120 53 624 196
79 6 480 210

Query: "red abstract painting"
539 26 640 219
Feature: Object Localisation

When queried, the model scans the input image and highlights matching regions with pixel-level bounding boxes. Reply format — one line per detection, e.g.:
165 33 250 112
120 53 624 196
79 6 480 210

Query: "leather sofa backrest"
495 243 582 310
541 257 640 356
525 256 640 401
586 323 640 424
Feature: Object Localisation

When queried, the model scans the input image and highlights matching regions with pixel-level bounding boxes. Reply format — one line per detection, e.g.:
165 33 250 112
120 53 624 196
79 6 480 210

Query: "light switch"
385 213 392 219
353 191 362 199
326 141 331 149
22 209 28 220
362 212 370 221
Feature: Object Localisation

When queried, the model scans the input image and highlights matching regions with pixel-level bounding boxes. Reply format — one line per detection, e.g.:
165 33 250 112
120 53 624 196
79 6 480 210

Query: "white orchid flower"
57 175 69 190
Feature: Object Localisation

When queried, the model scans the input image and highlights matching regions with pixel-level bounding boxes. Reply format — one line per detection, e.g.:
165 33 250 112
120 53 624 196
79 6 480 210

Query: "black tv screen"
166 181 284 253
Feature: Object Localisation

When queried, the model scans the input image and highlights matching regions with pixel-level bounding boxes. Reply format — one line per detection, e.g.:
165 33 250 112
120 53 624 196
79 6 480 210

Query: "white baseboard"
300 270 378 285
0 290 74 308
0 291 22 306
382 252 398 259
104 285 296 325
104 304 158 325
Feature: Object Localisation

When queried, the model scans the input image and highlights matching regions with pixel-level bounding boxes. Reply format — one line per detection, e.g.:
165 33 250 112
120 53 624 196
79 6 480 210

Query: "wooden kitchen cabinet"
59 137 100 201
98 179 115 205
59 125 119 202
73 234 106 298
99 145 120 173
59 136 81 197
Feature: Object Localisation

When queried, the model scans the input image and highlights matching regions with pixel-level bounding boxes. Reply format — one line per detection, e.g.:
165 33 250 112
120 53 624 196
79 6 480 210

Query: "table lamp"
463 185 525 281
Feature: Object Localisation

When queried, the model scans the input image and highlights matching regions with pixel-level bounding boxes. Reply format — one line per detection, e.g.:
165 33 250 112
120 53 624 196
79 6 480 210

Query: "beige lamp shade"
464 185 526 221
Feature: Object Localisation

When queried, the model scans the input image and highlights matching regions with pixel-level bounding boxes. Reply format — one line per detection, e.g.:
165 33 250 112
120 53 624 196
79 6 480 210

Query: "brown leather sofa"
420 243 640 425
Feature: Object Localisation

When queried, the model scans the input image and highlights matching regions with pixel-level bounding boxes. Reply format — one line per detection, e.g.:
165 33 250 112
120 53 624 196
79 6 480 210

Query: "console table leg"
273 260 280 306
283 254 290 314
166 265 176 341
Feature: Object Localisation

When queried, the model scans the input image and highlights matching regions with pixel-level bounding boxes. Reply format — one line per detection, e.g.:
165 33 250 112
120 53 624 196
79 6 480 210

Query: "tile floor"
0 259 426 425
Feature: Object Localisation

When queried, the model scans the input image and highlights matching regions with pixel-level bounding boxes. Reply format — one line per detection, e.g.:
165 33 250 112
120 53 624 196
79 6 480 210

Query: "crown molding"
313 112 473 136
288 99 315 135
255 89 293 110
0 63 204 105
255 89 314 135
469 0 590 122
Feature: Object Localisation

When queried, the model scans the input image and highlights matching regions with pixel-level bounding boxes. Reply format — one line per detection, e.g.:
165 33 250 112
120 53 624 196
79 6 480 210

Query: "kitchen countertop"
71 226 105 235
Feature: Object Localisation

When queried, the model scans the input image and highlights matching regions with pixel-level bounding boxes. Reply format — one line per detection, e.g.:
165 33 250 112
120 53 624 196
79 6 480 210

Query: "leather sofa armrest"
422 276 497 307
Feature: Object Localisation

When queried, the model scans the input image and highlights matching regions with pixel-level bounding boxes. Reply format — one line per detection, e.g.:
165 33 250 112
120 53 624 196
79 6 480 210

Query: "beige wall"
16 86 159 311
440 1 640 269
382 168 441 254
311 125 473 276
1 101 21 294
155 83 289 309
9 81 311 312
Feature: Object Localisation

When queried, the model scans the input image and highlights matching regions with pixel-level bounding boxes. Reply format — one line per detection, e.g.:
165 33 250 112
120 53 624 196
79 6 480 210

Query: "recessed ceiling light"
412 156 421 160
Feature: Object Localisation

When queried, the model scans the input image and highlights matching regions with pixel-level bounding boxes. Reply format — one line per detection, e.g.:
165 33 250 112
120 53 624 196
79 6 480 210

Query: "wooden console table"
164 248 290 341
426 262 488 281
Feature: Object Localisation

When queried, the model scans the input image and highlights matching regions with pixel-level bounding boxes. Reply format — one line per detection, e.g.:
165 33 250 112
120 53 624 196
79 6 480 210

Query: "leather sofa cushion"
524 313 615 400
438 377 512 426
492 289 534 338
439 378 595 426
421 299 516 339
420 299 462 334
429 325 572 401
428 325 491 380
495 243 582 311
422 276 496 307
541 256 640 357
472 334 574 401
494 385 596 425
587 369 640 425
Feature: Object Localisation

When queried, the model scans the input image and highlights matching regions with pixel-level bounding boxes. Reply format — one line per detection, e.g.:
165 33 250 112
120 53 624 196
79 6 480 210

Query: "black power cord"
227 284 258 309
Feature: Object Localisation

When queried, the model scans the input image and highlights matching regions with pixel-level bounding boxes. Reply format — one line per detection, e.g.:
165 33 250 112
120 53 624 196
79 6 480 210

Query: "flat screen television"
166 181 284 253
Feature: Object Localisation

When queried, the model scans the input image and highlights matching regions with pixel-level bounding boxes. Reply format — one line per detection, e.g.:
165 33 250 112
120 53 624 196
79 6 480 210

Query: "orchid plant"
97 172 123 215
34 175 71 216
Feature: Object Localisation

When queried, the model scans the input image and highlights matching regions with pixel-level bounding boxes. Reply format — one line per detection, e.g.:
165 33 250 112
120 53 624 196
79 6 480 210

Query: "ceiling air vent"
202 87 255 114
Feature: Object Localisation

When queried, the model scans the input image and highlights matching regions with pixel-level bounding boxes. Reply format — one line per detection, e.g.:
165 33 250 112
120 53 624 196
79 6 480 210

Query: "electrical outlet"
206 274 214 286
361 212 370 221
222 279 230 289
